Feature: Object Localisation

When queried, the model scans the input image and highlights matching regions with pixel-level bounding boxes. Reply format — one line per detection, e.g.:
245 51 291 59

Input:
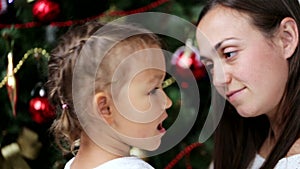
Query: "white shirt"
64 156 154 169
208 154 300 169
248 154 300 169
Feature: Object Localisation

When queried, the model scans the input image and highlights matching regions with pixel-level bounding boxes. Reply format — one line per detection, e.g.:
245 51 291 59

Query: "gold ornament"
17 127 42 160
0 127 42 169
1 143 31 169
6 52 17 117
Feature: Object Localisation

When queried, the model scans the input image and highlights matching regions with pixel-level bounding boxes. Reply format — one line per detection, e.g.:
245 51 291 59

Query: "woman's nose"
212 64 231 87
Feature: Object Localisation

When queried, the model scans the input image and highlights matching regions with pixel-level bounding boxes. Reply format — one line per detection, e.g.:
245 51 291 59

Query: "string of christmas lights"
0 48 49 89
0 0 170 29
164 142 203 169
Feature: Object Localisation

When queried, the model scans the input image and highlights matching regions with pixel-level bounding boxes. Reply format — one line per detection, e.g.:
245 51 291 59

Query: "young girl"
197 0 300 168
47 21 172 169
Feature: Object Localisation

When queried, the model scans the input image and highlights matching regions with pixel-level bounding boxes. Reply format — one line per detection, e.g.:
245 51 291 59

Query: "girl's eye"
223 51 237 59
148 87 159 95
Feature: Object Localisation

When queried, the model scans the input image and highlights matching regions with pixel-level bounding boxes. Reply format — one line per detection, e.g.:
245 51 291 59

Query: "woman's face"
197 6 289 117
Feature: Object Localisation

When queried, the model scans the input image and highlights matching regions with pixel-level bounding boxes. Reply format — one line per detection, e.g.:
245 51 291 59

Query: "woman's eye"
206 62 214 70
201 59 214 71
148 87 159 95
223 51 237 59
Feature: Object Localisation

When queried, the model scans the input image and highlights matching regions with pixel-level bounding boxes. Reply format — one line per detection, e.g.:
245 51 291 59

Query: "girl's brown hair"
198 0 300 168
47 21 161 153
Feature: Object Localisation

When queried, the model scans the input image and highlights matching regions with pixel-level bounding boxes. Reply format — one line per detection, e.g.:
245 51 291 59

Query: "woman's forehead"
196 6 252 56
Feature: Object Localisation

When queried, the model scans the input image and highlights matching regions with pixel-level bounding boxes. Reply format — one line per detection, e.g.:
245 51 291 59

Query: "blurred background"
0 0 213 168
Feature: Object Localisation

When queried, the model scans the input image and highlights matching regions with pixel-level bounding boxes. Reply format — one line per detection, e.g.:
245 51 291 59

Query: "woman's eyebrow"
214 40 224 51
213 37 240 51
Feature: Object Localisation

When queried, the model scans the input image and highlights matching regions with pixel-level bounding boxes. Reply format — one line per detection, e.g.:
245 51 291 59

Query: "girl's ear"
93 92 114 125
278 17 299 59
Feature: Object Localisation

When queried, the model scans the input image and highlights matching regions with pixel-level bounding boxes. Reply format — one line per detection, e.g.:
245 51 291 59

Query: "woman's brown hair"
198 0 300 168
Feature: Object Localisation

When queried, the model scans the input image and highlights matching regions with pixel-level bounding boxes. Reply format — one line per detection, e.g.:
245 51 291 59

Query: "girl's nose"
164 91 173 109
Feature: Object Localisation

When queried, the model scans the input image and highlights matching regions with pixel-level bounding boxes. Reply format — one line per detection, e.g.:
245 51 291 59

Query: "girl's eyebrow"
148 74 164 83
200 56 211 61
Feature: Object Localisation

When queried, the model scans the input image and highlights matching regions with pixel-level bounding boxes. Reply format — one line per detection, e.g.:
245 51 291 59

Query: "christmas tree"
0 0 213 168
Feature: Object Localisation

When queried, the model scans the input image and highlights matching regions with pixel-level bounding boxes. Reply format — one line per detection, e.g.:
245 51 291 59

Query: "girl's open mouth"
157 123 166 133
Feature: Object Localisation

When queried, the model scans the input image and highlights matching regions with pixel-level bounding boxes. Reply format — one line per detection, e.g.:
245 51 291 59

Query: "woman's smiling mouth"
226 87 246 102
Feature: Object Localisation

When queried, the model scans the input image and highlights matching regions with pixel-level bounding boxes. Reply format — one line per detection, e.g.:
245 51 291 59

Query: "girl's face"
109 47 172 150
197 6 289 117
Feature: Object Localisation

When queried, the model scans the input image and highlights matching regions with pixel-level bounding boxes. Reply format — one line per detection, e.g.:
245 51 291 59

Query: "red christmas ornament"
171 39 206 80
29 83 55 124
0 0 8 15
32 0 60 22
29 97 55 124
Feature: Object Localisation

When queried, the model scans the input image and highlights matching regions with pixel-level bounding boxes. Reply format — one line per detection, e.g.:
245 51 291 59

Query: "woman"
196 0 300 168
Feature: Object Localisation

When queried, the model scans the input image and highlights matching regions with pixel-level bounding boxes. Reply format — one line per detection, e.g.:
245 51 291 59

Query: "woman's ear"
278 17 299 59
93 92 114 125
